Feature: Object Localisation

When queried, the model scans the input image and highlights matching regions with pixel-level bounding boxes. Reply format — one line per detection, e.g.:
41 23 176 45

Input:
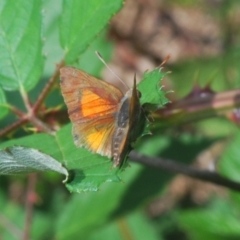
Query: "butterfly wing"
112 74 141 167
60 66 123 158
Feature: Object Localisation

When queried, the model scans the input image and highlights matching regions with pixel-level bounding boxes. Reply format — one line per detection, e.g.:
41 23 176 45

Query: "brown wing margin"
59 66 123 158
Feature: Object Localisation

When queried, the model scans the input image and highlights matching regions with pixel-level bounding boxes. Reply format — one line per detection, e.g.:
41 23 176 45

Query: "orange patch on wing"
86 128 109 152
73 117 115 158
80 89 116 118
60 66 141 167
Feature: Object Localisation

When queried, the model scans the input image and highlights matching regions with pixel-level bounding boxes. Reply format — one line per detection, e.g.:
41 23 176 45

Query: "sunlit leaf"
59 0 122 63
138 68 169 107
0 0 44 91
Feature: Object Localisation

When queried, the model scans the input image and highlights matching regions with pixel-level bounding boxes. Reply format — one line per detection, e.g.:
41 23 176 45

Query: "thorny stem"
153 89 240 127
28 114 54 134
8 105 25 117
33 60 65 112
0 118 28 137
0 61 65 137
129 151 240 192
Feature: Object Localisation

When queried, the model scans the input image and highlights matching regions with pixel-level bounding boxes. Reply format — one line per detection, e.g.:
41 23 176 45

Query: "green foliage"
87 211 163 240
56 164 143 239
77 31 114 75
0 87 8 118
60 0 122 63
138 69 169 107
0 0 129 192
57 125 121 192
0 125 120 192
0 0 168 192
0 146 68 176
1 0 240 239
176 198 240 240
219 131 240 181
0 0 44 91
0 190 52 239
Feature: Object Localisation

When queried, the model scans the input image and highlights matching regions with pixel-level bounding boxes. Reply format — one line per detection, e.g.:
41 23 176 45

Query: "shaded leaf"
0 190 52 240
176 199 240 240
0 86 8 118
88 211 162 240
56 164 144 239
218 131 240 182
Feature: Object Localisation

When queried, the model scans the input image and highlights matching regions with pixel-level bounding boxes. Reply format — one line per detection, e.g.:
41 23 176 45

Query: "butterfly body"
60 67 141 167
112 78 141 167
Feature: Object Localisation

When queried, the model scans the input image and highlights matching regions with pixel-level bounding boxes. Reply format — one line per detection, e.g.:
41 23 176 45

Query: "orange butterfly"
60 67 141 167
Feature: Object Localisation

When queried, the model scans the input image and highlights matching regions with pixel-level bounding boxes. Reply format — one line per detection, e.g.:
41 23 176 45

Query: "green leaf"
76 31 114 75
176 199 240 240
0 125 121 192
59 0 123 63
56 124 121 192
0 0 44 91
0 86 8 118
0 146 68 178
56 164 144 239
0 133 62 160
137 68 169 134
42 0 63 77
138 68 169 107
56 158 172 239
87 211 162 240
118 211 162 240
218 131 240 182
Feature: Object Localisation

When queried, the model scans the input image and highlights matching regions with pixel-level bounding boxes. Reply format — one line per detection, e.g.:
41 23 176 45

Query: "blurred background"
1 0 240 239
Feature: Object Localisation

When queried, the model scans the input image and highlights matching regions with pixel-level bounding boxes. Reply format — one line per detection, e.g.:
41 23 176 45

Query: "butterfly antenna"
95 51 129 90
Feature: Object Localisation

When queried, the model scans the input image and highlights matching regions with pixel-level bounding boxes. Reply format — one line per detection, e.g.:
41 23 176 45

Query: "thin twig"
0 118 28 138
33 60 65 112
23 173 37 240
129 151 240 192
0 61 65 138
0 103 26 117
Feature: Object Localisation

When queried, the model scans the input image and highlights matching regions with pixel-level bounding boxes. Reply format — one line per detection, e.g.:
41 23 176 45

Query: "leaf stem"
19 84 32 112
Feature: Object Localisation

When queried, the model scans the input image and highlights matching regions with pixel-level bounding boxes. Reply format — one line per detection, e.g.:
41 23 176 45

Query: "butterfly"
59 67 141 167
